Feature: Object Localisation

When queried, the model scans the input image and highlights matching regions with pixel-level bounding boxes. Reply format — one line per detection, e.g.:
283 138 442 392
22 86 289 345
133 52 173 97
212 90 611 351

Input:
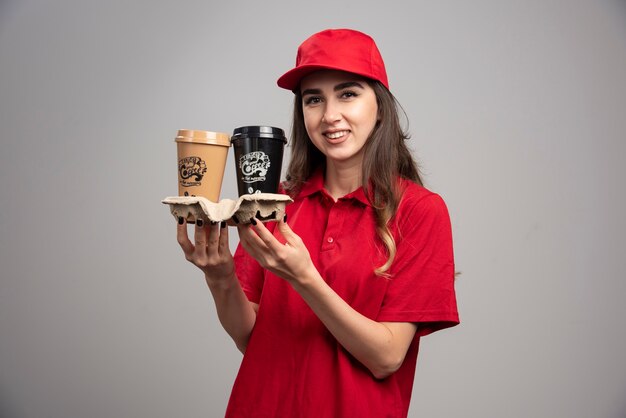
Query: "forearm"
291 272 415 379
206 274 257 354
237 220 415 376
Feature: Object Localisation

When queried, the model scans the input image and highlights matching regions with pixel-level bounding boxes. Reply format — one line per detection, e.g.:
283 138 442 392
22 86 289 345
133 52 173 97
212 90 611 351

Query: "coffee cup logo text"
239 151 270 183
179 156 207 187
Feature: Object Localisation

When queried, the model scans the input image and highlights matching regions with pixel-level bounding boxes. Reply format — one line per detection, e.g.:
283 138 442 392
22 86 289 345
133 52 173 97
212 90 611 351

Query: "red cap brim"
277 64 387 92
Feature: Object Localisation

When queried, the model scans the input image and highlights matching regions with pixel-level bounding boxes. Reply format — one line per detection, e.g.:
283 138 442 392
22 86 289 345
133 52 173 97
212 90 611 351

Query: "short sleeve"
376 193 459 336
234 243 265 304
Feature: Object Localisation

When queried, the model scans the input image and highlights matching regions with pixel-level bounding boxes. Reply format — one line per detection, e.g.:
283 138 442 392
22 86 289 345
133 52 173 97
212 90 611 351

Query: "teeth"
326 131 348 139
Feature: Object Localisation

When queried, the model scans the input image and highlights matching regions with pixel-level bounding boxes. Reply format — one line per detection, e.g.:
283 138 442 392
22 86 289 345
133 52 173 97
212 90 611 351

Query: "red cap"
277 28 389 91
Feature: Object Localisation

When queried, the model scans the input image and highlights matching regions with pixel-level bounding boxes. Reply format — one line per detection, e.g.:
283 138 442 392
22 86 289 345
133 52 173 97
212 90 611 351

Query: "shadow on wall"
0 0 18 28
612 0 626 20
0 383 20 418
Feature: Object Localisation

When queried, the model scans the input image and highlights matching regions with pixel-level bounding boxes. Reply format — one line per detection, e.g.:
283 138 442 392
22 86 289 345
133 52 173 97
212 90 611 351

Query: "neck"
324 160 362 200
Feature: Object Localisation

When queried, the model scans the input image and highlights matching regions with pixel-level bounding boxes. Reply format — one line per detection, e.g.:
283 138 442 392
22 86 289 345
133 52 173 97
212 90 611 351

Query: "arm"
294 277 417 379
177 219 257 353
237 219 417 379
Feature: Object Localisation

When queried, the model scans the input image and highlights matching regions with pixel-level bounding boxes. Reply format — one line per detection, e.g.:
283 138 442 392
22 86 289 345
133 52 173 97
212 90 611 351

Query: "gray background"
1 1 625 417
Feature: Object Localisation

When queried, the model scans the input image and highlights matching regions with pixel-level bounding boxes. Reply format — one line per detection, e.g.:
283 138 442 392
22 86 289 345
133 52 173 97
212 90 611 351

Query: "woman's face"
300 70 378 168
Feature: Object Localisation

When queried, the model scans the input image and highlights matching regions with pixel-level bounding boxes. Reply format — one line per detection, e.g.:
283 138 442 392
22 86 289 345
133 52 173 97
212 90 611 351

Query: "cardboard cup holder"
162 193 292 225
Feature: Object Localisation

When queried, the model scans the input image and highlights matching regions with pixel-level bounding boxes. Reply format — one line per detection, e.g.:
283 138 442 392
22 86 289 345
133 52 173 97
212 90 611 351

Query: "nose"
321 99 341 124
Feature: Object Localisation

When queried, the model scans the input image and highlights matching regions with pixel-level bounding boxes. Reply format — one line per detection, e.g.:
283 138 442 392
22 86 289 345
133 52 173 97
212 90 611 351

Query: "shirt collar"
299 168 372 207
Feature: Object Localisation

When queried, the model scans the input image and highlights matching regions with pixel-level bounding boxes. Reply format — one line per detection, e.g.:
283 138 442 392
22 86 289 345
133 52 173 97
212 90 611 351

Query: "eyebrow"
301 81 365 96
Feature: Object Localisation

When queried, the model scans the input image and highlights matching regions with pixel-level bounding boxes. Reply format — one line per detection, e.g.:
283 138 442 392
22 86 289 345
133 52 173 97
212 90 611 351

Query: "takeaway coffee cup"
231 126 287 196
175 129 231 202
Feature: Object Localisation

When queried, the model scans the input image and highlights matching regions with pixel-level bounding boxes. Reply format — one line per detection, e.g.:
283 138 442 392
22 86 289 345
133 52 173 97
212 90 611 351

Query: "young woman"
176 28 459 418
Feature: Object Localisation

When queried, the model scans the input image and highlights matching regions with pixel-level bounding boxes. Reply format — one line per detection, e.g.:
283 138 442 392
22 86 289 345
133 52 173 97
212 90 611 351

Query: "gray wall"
1 1 625 417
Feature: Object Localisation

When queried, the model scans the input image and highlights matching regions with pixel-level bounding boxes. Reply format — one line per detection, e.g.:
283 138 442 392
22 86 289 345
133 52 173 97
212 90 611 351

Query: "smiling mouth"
324 130 350 139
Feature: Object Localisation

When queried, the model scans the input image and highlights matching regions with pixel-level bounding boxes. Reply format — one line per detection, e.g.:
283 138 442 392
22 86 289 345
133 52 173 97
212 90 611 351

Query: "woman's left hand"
237 218 316 285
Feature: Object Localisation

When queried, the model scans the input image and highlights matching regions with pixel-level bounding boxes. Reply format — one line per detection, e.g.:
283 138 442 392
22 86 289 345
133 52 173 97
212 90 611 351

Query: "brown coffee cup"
175 129 231 202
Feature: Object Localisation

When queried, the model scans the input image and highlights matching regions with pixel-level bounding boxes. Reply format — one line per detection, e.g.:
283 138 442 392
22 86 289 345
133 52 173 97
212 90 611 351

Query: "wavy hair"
283 80 422 276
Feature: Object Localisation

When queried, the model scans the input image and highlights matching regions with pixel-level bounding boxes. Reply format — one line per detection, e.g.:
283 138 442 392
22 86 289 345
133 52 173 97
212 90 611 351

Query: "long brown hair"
283 80 422 276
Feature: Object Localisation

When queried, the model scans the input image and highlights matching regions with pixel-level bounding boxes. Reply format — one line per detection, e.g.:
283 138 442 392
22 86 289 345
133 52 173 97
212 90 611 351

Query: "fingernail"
196 219 204 227
220 221 226 229
178 216 184 225
250 218 257 226
283 214 288 223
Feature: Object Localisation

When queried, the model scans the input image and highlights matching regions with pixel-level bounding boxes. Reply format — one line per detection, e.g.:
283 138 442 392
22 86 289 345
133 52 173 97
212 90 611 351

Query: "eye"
303 96 322 105
340 90 359 99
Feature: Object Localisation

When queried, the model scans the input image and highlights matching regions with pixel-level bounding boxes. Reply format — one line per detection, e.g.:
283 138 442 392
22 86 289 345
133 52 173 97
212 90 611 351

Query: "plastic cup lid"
231 126 287 143
175 129 231 147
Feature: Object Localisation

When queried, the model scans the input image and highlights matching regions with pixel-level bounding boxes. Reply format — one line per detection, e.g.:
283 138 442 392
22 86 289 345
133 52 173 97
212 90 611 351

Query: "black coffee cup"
231 126 287 196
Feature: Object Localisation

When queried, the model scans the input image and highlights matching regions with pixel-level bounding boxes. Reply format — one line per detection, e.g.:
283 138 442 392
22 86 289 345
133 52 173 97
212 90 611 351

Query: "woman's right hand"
176 218 235 282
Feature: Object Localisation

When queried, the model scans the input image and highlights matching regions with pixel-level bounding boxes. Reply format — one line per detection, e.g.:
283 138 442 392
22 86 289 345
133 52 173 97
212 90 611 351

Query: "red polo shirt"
226 170 459 418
